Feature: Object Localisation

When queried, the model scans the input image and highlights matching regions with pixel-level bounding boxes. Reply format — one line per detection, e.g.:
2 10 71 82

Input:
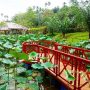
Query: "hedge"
27 26 47 34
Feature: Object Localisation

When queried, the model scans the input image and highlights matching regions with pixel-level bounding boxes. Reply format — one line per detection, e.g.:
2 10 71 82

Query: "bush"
27 26 47 34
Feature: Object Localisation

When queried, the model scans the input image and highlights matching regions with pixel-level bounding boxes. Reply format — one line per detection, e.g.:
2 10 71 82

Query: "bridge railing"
25 40 90 60
54 43 90 60
22 42 90 90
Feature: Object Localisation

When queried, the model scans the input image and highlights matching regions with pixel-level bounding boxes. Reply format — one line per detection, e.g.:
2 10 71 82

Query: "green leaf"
0 46 4 50
0 41 3 45
14 41 21 47
27 76 33 80
69 49 75 54
86 44 90 49
41 62 54 68
0 68 6 76
10 62 17 68
0 51 3 57
40 57 48 61
26 70 33 75
17 83 27 88
19 52 28 60
13 47 22 53
35 76 43 83
3 42 12 49
0 84 7 90
39 36 46 40
58 46 62 50
4 54 12 58
32 63 44 69
29 51 38 58
9 50 20 59
28 83 39 90
86 65 90 71
2 59 13 65
17 67 26 73
65 70 75 81
2 74 13 81
15 77 27 83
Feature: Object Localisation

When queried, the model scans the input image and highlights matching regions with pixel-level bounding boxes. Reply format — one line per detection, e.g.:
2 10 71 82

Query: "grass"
53 32 89 44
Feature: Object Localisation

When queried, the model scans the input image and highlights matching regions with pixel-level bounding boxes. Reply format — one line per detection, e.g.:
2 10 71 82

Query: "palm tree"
4 15 8 21
0 13 4 21
45 1 51 8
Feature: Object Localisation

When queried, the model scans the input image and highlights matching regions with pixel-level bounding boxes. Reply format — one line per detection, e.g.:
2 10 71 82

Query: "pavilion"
0 22 28 34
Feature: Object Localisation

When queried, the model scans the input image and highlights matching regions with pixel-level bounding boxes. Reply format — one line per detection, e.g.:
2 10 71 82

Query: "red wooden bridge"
22 40 90 90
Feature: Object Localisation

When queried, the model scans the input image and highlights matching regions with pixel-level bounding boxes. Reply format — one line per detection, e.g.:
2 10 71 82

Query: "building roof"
0 22 28 31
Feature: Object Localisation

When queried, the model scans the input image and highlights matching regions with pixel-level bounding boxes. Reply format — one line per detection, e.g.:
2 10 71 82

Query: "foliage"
0 22 6 27
29 51 38 58
65 70 75 81
0 84 7 90
28 26 47 34
32 62 55 69
53 32 88 44
45 15 60 35
12 7 36 28
57 5 87 33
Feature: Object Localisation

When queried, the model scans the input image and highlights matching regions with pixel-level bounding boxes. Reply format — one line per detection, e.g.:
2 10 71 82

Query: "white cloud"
0 0 69 20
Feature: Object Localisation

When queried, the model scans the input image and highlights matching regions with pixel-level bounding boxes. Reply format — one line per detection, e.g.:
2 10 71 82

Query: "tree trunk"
88 23 90 39
89 30 90 39
62 32 65 38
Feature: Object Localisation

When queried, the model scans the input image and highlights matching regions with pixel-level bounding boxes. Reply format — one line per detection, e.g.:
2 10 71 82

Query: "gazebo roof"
0 22 28 31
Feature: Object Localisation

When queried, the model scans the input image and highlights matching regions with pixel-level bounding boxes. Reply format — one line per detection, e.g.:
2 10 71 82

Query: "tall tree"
12 7 37 27
70 0 79 6
79 0 90 39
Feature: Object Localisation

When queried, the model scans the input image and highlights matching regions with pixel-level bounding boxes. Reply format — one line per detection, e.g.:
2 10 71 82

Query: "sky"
0 0 70 20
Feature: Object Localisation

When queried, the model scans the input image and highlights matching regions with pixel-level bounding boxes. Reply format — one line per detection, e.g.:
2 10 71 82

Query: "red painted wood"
22 41 90 90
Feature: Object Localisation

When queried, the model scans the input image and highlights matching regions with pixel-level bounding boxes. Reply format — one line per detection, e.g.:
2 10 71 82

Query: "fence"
22 41 90 90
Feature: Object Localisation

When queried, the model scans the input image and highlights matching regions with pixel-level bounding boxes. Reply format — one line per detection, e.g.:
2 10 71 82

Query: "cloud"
0 0 69 20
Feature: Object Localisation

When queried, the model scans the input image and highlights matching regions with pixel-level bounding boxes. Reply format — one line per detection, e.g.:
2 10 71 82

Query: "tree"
12 7 37 28
57 5 87 34
52 7 60 13
42 9 54 25
45 15 60 35
80 0 90 39
0 21 6 27
70 0 79 6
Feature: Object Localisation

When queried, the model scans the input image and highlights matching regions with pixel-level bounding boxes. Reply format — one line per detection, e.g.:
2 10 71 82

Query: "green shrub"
27 26 47 34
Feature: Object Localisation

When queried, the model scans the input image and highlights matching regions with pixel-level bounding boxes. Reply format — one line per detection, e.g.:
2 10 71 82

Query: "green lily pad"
29 51 38 58
32 63 44 69
26 70 33 75
41 62 54 68
9 50 20 59
28 83 39 90
35 76 43 83
86 65 90 71
15 77 27 83
65 70 75 81
19 52 28 60
28 76 33 80
17 83 27 88
2 59 13 65
17 67 26 73
0 84 7 90
3 42 12 49
86 44 90 49
4 54 12 58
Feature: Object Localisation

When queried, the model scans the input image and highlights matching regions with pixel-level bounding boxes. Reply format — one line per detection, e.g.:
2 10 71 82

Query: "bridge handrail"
22 42 90 90
24 40 90 60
